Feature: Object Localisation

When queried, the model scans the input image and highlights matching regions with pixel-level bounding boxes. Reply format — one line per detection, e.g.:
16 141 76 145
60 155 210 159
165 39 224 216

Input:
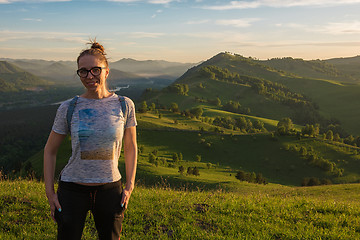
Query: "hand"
46 192 62 222
120 188 133 209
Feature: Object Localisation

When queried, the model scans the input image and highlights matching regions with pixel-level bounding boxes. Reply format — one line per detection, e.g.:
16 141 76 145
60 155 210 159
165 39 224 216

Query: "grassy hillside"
2 180 360 239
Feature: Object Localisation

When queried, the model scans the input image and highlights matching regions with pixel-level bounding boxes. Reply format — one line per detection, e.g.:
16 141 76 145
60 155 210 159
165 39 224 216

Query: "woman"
44 40 137 240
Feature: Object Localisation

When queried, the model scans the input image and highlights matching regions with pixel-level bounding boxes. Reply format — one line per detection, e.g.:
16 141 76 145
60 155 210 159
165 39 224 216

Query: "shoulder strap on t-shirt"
66 95 79 134
66 95 127 134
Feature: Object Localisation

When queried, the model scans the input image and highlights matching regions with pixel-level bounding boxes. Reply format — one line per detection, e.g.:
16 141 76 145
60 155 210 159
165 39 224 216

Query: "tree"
139 145 145 154
326 130 334 141
235 170 246 181
299 146 307 156
172 153 179 163
253 120 264 130
190 107 203 119
187 167 193 175
333 133 341 142
277 118 294 135
170 102 180 113
192 167 200 176
178 165 185 174
138 101 148 113
215 97 221 106
150 103 156 111
148 153 156 164
196 155 201 162
178 152 183 161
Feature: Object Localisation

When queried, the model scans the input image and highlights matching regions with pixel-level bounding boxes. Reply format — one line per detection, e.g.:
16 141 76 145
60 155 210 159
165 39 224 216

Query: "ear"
105 68 110 79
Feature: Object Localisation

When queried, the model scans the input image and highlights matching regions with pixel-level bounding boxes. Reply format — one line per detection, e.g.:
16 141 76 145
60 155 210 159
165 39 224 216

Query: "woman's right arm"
44 130 66 222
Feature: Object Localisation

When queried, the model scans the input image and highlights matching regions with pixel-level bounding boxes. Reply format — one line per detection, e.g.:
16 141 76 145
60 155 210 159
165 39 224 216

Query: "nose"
87 71 95 79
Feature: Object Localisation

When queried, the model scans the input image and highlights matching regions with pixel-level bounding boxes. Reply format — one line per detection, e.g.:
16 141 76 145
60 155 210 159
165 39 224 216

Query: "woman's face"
77 54 109 92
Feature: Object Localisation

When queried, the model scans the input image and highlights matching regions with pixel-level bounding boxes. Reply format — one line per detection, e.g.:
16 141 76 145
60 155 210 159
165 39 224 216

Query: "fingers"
48 193 61 223
120 189 131 209
54 196 62 213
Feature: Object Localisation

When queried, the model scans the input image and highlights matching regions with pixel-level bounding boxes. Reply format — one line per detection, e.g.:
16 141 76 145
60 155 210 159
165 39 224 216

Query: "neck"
82 88 113 99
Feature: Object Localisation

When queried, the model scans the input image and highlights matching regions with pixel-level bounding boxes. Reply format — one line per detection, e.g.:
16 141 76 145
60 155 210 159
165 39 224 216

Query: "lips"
87 80 99 87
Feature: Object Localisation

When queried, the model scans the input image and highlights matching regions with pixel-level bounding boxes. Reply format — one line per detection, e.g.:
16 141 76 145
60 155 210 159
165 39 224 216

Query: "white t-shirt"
52 94 137 183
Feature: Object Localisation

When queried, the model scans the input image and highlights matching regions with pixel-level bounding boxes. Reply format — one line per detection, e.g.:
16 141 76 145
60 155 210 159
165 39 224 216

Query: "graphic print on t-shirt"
78 108 123 160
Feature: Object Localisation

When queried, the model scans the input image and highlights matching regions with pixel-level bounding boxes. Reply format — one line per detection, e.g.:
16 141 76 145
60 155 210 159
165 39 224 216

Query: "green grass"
2 180 360 239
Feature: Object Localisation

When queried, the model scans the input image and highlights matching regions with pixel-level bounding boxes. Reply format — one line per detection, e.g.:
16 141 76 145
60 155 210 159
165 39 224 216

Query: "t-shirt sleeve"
124 97 137 129
52 101 70 135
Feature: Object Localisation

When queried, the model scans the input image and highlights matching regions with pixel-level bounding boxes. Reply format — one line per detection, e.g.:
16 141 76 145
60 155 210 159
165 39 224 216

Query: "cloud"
151 9 163 18
22 18 42 22
186 19 210 25
279 21 360 35
202 0 360 10
216 18 261 27
0 30 87 43
127 32 166 38
320 21 360 34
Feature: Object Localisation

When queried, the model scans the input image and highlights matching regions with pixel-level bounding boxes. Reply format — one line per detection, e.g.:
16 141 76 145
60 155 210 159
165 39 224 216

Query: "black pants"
55 180 125 240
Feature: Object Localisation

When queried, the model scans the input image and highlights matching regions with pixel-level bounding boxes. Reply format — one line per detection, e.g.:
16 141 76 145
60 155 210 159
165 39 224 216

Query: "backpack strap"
119 96 128 125
66 96 79 134
66 95 126 135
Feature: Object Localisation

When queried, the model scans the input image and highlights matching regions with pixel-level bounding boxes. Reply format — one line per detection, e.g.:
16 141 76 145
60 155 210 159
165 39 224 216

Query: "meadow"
2 179 360 239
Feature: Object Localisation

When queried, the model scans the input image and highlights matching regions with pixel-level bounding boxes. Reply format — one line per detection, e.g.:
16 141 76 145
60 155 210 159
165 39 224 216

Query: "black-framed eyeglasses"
76 67 107 78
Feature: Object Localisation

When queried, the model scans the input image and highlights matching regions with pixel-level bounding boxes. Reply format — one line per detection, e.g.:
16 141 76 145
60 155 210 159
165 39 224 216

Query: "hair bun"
90 41 105 54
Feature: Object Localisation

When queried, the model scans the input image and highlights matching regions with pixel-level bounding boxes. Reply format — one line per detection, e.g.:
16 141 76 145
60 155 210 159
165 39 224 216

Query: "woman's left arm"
121 126 137 209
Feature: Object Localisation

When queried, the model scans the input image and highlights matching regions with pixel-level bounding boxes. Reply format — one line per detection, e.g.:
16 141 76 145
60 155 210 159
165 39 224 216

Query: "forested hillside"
0 61 53 92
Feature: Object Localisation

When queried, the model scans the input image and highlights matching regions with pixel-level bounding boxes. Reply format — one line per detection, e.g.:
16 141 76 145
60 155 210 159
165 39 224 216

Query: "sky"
1 0 360 63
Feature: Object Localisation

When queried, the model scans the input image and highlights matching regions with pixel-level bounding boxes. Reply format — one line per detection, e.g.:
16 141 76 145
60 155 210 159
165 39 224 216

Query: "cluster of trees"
211 116 266 133
194 96 221 107
222 100 251 115
181 107 204 119
323 129 360 147
178 166 200 176
235 170 268 185
167 84 189 96
285 144 344 177
301 177 332 186
147 149 184 168
137 101 158 113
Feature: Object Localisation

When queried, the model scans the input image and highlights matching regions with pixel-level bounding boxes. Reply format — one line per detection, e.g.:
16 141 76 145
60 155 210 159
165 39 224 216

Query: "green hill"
142 52 360 135
0 61 53 92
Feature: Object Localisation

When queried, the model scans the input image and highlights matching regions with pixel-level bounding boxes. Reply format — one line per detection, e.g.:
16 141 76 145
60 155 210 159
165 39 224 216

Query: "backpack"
66 95 127 134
